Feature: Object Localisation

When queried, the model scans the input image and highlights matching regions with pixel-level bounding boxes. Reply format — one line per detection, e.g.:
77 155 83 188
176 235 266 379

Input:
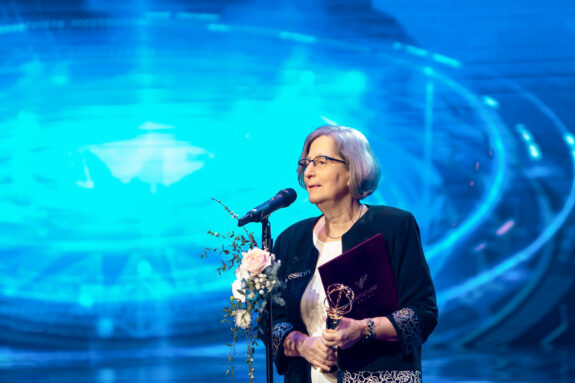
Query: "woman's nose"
304 163 315 178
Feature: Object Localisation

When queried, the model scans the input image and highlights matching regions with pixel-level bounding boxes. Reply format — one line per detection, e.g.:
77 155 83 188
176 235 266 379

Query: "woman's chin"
307 195 319 204
307 195 325 206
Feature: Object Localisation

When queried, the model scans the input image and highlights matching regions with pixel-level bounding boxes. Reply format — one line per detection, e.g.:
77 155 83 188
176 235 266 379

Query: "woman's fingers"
313 353 336 371
316 339 336 361
304 336 337 369
321 318 364 350
322 329 340 347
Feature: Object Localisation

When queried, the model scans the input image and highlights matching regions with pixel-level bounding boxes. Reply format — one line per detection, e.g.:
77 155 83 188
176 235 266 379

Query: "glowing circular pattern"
0 12 572 345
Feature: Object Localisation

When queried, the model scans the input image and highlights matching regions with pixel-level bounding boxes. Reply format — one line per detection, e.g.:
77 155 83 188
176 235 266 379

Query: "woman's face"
303 135 350 206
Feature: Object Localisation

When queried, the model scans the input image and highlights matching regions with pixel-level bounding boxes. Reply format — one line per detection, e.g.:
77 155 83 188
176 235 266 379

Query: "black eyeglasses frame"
297 155 347 169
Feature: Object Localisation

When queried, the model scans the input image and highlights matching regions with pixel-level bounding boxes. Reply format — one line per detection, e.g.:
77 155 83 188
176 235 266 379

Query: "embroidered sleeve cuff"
388 307 423 355
272 321 294 359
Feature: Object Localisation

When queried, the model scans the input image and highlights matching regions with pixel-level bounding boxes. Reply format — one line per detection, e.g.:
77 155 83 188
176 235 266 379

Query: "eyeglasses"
298 155 347 170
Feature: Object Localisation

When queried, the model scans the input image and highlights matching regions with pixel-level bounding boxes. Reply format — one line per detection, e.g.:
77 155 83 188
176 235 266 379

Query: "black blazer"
270 205 438 383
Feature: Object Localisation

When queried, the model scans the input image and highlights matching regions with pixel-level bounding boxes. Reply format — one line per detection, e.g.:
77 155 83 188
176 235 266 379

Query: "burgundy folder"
318 233 399 371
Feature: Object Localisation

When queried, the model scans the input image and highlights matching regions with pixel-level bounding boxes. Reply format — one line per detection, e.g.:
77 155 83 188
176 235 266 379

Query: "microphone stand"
261 218 274 383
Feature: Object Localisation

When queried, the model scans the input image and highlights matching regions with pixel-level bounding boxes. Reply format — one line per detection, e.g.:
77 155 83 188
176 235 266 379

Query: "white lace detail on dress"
272 321 293 358
391 307 423 355
339 370 422 383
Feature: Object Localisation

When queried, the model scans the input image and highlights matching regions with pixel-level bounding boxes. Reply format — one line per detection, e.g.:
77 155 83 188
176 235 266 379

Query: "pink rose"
241 248 273 276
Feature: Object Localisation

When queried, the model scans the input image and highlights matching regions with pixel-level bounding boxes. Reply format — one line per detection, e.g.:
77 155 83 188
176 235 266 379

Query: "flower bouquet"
201 199 284 382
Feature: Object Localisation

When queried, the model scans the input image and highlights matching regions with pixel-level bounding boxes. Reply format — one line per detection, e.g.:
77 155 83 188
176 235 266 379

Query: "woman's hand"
322 317 398 350
298 335 337 371
284 331 337 371
321 317 365 350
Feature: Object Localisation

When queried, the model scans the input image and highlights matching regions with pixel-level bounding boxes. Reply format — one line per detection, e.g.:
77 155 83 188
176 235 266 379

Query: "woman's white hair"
297 125 381 200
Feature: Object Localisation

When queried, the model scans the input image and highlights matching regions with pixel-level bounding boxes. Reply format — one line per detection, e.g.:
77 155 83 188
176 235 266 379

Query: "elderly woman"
271 125 438 383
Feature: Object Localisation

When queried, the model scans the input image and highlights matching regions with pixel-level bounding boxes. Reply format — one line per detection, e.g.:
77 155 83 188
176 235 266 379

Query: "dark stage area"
0 345 574 382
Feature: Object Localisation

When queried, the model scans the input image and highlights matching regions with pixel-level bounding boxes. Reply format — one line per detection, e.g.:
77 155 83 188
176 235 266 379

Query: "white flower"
235 263 249 281
231 279 245 302
235 309 251 329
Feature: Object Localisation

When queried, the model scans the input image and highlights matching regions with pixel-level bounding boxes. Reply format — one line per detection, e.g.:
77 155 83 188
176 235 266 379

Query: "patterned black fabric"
390 308 423 356
272 321 294 359
339 370 422 383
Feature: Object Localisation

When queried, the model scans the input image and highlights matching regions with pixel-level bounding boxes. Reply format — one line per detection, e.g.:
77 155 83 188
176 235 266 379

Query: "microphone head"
278 188 297 206
238 187 297 227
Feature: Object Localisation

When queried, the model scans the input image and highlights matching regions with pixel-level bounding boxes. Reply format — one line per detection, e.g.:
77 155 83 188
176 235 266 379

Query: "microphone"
238 188 297 227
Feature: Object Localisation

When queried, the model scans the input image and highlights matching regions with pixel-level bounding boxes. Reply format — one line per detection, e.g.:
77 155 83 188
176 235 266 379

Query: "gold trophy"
320 283 354 373
325 283 355 330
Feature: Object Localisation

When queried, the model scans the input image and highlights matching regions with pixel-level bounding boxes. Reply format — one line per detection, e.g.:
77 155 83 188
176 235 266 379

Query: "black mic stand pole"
261 218 274 383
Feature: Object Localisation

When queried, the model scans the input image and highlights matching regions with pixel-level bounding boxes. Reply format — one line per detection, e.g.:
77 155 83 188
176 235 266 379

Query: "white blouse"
300 229 342 383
